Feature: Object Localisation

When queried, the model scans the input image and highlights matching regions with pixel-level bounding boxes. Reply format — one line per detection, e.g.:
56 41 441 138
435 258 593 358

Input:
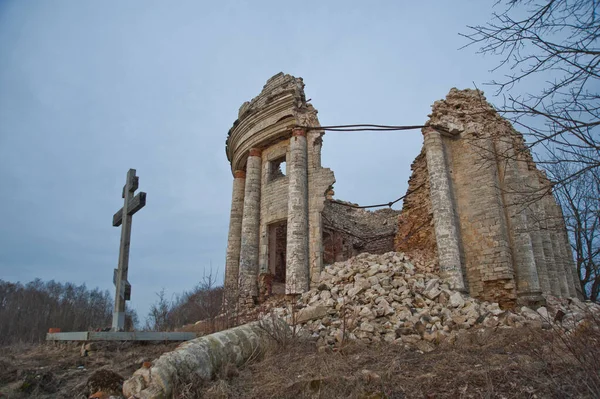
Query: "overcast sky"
0 0 515 321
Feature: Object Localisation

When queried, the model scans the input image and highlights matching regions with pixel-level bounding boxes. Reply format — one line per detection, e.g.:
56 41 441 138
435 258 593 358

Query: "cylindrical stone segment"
238 149 262 299
423 128 466 291
224 170 246 298
286 128 310 294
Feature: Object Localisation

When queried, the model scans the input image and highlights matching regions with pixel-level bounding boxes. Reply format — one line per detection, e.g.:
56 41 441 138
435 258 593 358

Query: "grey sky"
0 0 509 321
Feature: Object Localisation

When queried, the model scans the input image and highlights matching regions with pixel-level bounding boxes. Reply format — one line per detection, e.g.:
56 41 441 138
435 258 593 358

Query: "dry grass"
3 313 598 398
194 322 600 399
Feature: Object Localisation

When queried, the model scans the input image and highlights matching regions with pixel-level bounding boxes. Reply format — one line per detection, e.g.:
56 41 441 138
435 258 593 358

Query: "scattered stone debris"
267 251 599 349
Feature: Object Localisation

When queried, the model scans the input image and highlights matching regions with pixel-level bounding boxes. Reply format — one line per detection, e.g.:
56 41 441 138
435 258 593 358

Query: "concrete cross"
112 169 146 331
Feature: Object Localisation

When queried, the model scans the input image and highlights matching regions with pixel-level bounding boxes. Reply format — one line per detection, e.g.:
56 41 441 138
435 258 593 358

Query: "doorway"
268 220 287 294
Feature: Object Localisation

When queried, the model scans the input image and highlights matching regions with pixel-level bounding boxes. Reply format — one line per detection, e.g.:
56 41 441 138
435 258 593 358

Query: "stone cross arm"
113 191 147 227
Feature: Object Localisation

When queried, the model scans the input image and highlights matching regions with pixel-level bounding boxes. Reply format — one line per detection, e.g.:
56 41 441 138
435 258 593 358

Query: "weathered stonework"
286 128 310 294
396 88 580 306
322 201 400 264
238 149 262 301
224 170 245 297
224 77 579 308
224 73 335 304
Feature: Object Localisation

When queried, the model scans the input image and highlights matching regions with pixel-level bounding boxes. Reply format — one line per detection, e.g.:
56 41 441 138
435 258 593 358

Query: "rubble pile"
269 252 598 350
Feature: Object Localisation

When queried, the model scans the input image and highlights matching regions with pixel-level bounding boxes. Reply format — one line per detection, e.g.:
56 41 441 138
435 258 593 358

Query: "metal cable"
329 182 425 209
298 124 427 132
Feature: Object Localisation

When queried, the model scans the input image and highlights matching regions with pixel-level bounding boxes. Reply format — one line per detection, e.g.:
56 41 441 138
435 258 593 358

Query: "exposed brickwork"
322 201 400 263
396 88 579 306
395 148 437 265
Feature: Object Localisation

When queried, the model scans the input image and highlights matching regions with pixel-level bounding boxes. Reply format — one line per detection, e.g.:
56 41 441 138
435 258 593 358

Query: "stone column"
495 138 542 304
540 207 562 296
423 127 465 291
528 201 552 295
549 200 576 297
286 128 310 294
556 203 579 298
224 170 246 299
239 148 262 302
545 196 570 297
560 216 582 299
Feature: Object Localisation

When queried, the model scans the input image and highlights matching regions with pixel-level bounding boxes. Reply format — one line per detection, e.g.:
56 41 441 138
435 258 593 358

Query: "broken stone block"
449 292 465 308
297 306 328 323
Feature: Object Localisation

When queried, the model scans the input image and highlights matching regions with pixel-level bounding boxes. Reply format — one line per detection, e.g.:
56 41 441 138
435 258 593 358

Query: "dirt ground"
0 325 598 399
0 341 179 398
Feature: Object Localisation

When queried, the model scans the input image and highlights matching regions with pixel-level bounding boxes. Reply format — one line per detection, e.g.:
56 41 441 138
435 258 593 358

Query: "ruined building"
223 74 579 307
397 89 580 306
223 73 399 306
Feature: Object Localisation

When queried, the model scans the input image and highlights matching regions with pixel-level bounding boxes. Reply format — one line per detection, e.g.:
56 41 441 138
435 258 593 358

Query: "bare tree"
547 152 600 301
463 0 600 185
144 270 224 331
145 288 171 331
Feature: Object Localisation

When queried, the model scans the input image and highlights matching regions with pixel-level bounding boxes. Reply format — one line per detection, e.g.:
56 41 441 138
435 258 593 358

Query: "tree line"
0 279 138 345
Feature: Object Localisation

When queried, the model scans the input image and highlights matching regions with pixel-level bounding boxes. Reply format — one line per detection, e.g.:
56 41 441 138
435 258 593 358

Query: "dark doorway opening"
268 221 287 294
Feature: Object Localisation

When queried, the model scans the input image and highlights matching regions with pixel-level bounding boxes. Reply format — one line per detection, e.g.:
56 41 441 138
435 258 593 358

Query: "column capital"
249 148 262 157
292 127 307 137
422 126 440 136
233 170 246 179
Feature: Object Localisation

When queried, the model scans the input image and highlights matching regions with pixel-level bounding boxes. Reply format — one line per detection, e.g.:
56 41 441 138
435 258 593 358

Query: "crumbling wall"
322 200 400 264
395 148 437 270
397 88 580 306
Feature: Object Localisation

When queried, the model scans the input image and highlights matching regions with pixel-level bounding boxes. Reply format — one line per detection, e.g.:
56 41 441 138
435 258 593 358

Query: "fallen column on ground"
123 318 288 399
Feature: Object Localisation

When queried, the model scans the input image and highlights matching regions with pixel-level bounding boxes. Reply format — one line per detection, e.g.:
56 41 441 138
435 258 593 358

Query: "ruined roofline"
426 87 550 182
225 73 314 171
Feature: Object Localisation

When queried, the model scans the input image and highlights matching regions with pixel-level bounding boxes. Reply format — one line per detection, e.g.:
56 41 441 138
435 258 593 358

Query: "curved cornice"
226 77 305 174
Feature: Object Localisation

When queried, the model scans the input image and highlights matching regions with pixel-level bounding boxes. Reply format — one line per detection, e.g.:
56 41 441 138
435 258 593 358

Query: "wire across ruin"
298 123 427 132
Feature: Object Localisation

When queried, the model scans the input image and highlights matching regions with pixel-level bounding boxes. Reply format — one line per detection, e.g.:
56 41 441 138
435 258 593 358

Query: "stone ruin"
223 73 579 309
121 76 588 399
397 89 580 307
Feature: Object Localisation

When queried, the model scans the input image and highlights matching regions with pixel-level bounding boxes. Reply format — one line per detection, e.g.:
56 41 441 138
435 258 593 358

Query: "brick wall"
323 201 400 264
395 148 437 269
